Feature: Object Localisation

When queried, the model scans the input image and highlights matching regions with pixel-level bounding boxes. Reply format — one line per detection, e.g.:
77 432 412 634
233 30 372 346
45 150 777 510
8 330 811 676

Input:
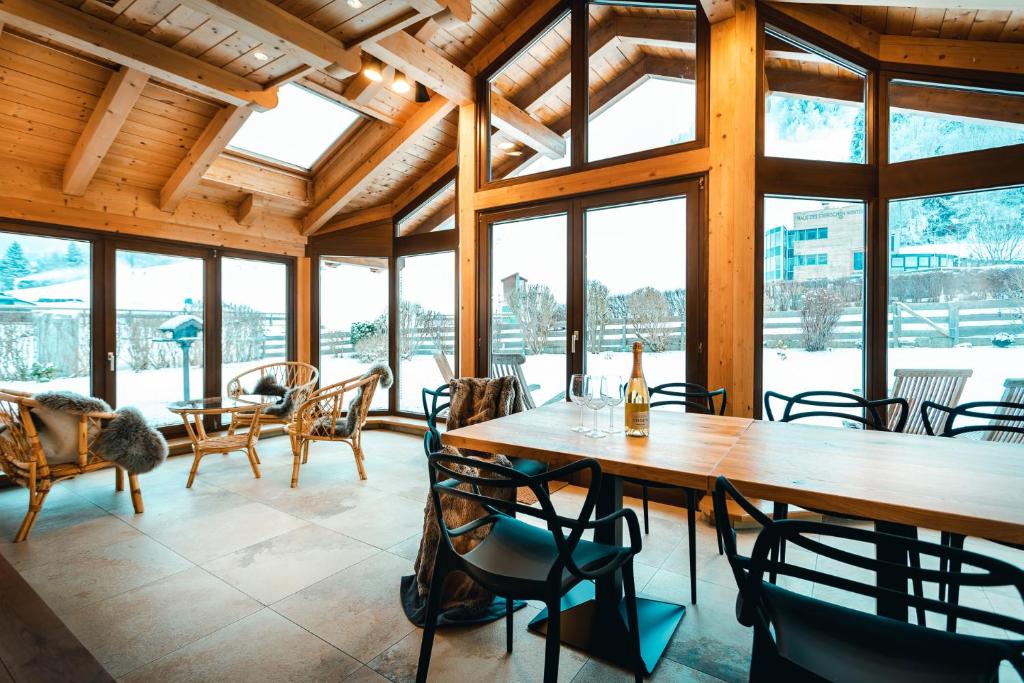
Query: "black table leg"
528 474 685 674
875 520 916 621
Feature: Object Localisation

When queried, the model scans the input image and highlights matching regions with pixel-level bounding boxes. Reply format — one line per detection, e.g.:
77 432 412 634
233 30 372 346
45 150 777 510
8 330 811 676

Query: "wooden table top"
442 402 753 490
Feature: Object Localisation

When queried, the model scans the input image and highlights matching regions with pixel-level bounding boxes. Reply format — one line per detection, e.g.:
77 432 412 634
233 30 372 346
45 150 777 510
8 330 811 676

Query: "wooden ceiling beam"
175 0 361 78
302 96 455 235
391 150 455 215
406 199 454 235
879 35 1024 75
63 66 148 196
766 67 864 104
235 193 267 226
490 94 566 159
363 30 473 105
779 0 1021 10
0 0 279 110
766 3 880 59
406 0 472 24
160 105 254 213
318 204 394 235
202 156 311 206
699 0 736 24
347 7 425 49
889 82 1024 125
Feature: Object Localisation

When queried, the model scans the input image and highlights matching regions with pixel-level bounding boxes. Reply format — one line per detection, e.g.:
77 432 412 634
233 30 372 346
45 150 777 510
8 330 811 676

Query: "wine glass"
585 377 608 438
602 375 624 434
569 374 590 432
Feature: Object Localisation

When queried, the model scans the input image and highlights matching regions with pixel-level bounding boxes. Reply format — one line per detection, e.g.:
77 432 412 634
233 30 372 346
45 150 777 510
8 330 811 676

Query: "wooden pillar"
457 101 478 376
706 0 758 417
295 255 311 363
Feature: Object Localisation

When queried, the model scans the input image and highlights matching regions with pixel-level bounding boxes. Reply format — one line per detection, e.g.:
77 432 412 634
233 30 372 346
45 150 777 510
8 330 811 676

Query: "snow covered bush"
801 288 844 352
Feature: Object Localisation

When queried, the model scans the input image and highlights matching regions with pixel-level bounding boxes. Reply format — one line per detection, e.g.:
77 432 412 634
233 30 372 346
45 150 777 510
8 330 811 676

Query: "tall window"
318 256 389 410
395 180 455 236
763 29 866 163
887 186 1024 404
0 232 91 395
762 197 866 398
221 258 288 395
398 252 456 412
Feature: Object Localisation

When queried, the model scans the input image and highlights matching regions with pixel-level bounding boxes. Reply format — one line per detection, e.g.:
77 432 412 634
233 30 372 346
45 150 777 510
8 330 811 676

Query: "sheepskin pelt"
34 391 111 414
95 407 168 473
331 363 393 437
263 388 298 418
250 374 287 397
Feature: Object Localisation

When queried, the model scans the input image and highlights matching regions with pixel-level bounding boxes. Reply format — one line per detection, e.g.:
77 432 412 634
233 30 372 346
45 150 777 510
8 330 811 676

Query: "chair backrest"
889 368 973 434
712 476 1024 681
649 382 727 415
764 389 909 432
295 372 381 437
922 399 1024 444
433 352 455 383
0 390 45 484
226 361 320 405
490 353 536 409
421 384 451 456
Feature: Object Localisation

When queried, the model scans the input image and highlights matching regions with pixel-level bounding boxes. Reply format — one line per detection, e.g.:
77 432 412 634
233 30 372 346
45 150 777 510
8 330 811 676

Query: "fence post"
890 301 902 348
948 302 960 347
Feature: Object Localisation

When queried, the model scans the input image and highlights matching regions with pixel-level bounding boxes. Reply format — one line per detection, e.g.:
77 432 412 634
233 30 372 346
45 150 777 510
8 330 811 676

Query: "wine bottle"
624 341 650 437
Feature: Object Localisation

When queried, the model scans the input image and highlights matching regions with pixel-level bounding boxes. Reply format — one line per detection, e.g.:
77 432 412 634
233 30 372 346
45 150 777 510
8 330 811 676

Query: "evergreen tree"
66 242 83 266
0 242 30 290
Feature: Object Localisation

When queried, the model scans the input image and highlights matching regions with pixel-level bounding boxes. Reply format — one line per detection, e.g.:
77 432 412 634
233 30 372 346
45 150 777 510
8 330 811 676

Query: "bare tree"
971 221 1024 263
801 288 844 352
586 280 610 354
508 284 560 355
627 287 672 352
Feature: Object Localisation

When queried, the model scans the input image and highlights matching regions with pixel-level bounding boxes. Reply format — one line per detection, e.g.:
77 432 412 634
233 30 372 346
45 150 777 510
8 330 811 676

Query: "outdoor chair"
490 353 563 409
416 453 644 683
433 351 455 383
712 476 1024 683
888 368 972 434
622 382 727 604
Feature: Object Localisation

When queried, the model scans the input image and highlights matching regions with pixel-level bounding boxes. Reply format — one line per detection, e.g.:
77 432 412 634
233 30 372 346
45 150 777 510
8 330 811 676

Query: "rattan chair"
225 361 319 432
0 389 144 542
285 371 384 488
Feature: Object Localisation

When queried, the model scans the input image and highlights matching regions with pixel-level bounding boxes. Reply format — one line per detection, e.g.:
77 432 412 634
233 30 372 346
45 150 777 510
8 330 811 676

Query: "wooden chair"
174 401 264 488
490 353 566 409
0 389 144 542
225 361 319 431
889 368 972 435
433 351 455 383
285 372 384 488
992 378 1024 444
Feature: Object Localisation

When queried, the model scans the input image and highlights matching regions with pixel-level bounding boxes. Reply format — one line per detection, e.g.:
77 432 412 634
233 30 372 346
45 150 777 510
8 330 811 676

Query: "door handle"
107 352 116 372
571 330 579 354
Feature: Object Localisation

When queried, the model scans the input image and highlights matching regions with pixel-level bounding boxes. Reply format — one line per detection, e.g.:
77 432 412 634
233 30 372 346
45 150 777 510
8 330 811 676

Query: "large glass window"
763 29 866 163
888 186 1024 404
585 196 688 387
318 256 389 411
398 252 455 412
0 232 91 395
587 3 697 162
395 180 455 237
888 79 1024 164
762 197 866 399
488 11 572 181
220 258 288 395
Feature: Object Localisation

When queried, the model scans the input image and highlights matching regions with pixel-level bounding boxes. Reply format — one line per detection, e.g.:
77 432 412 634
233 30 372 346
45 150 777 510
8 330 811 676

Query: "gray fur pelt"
263 388 297 418
34 391 111 413
332 363 393 437
251 375 287 397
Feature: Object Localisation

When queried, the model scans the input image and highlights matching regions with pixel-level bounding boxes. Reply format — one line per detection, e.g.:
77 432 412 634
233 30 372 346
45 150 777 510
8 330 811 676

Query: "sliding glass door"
221 257 289 395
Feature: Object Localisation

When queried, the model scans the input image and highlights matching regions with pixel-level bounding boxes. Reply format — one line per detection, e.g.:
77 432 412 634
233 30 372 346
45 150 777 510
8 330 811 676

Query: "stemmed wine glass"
569 374 590 432
585 378 608 438
602 375 624 434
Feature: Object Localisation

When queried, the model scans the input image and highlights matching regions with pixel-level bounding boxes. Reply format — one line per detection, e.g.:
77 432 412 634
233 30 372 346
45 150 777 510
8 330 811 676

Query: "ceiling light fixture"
498 142 516 150
347 0 363 8
253 51 270 61
507 151 523 157
363 57 383 82
415 82 430 103
391 71 411 94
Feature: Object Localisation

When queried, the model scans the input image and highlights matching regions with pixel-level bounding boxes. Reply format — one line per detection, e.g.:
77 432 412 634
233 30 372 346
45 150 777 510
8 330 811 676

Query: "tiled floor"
0 430 1020 682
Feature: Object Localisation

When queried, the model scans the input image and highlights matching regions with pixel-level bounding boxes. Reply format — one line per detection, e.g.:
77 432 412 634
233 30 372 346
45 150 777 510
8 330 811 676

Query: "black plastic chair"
922 399 1024 624
712 476 1024 682
416 453 644 683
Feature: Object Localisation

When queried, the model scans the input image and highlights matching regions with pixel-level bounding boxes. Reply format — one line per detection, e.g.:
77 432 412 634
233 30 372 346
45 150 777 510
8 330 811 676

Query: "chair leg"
291 441 306 488
938 530 951 601
906 548 927 626
945 533 966 633
542 594 562 683
769 502 788 583
415 555 448 683
687 488 698 605
186 448 204 488
115 466 125 492
252 447 261 465
641 484 650 535
506 597 514 653
15 486 49 543
353 443 368 481
127 473 144 514
246 446 261 479
622 563 644 683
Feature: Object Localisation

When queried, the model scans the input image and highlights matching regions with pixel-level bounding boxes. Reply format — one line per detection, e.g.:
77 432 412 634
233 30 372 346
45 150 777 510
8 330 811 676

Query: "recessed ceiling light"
498 142 516 150
507 151 523 157
391 71 411 94
347 0 363 7
363 57 383 82
253 51 270 62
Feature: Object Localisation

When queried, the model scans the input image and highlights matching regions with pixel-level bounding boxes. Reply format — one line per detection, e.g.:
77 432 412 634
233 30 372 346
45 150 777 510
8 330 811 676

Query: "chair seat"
509 457 547 477
463 515 625 588
196 434 249 452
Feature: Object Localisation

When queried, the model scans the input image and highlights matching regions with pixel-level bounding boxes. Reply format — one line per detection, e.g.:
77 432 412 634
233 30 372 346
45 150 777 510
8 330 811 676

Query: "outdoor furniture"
889 368 972 434
285 365 390 488
490 353 565 409
712 476 1024 682
433 351 455 383
0 389 146 542
169 396 272 487
416 453 644 683
225 361 319 434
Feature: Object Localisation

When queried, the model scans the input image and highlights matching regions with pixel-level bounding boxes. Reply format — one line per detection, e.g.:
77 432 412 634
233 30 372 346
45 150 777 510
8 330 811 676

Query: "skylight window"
227 83 360 170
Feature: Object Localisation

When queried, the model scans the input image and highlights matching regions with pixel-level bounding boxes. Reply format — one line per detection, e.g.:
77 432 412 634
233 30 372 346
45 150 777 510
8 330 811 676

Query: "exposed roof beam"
879 35 1024 76
302 96 455 235
699 0 736 24
347 7 425 48
889 82 1024 126
318 204 394 235
779 0 1020 10
406 199 454 235
160 105 254 212
490 94 566 159
63 66 148 196
202 156 311 206
391 150 455 215
344 65 394 106
766 3 879 59
174 0 361 78
363 29 473 105
235 193 266 226
766 67 863 104
406 0 472 24
0 0 279 110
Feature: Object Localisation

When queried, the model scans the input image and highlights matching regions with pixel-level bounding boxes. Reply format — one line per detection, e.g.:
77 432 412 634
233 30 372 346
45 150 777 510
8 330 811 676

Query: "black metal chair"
619 383 727 605
712 476 1024 682
922 399 1024 625
416 453 644 683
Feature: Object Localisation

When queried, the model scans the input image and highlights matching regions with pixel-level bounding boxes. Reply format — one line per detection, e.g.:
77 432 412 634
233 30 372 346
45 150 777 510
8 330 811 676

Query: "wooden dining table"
442 401 1024 672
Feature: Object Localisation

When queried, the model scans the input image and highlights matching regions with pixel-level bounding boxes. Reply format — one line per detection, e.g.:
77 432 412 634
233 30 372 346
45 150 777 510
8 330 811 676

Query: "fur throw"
251 375 288 397
32 391 167 473
331 363 393 437
263 388 298 418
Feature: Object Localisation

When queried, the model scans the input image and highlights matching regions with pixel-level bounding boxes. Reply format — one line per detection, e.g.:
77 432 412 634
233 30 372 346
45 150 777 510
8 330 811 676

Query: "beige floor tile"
573 656 726 682
343 665 393 682
0 513 141 571
316 491 425 549
203 524 380 604
273 551 416 663
120 608 361 683
387 533 423 563
21 535 190 618
63 566 261 677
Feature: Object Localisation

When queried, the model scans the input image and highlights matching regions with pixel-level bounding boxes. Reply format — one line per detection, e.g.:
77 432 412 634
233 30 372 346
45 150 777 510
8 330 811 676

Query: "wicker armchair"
225 361 319 432
284 372 383 488
0 389 144 542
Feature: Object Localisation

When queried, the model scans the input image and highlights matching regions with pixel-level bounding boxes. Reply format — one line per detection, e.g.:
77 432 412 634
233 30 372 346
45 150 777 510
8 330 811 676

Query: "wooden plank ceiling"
830 6 1024 41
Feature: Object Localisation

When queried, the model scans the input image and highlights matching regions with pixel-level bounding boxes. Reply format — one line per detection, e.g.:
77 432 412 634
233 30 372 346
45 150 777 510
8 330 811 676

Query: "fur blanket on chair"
249 375 297 419
327 363 393 437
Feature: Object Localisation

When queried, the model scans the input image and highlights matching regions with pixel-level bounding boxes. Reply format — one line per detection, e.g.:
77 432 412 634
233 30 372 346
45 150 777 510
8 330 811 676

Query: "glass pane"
318 256 389 411
888 186 1024 405
116 250 204 427
585 196 687 399
762 198 866 403
395 180 455 237
490 213 568 406
764 30 866 163
221 258 288 396
0 232 91 394
888 80 1024 164
398 251 455 412
587 4 697 162
489 12 572 181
